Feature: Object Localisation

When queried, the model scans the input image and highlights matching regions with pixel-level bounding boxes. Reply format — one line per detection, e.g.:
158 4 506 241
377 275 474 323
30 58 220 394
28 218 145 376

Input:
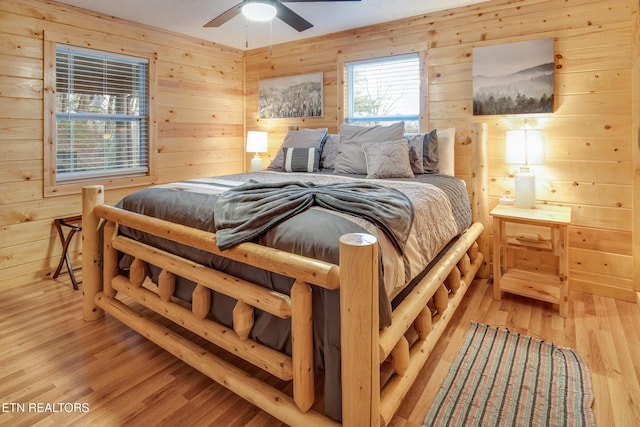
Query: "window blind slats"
346 53 420 132
55 44 149 183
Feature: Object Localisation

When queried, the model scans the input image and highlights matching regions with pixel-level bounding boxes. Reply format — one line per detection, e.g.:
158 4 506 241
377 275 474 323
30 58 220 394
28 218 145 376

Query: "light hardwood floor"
1 275 639 426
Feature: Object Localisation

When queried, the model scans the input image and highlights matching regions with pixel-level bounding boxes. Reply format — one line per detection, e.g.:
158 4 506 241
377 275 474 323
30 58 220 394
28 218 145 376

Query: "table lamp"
246 131 268 172
505 129 545 209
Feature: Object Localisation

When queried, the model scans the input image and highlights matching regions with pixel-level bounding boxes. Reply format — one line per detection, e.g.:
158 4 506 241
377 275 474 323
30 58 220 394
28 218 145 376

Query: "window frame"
338 48 427 132
44 40 156 197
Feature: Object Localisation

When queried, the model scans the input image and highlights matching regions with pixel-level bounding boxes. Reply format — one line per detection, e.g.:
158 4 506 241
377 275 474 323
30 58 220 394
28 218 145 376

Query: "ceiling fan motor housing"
204 0 361 32
242 0 278 22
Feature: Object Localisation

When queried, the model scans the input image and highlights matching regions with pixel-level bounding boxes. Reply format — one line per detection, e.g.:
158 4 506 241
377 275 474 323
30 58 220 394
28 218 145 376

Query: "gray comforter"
116 170 472 422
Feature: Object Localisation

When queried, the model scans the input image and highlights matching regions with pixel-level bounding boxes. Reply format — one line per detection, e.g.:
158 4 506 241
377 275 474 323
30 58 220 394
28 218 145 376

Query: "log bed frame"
81 123 490 426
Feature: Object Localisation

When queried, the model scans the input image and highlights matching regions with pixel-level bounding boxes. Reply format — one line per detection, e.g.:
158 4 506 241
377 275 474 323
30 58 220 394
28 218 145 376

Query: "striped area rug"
424 322 595 427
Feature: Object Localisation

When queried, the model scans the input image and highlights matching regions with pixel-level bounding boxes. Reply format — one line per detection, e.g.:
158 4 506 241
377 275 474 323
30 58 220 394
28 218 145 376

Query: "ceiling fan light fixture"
242 1 277 22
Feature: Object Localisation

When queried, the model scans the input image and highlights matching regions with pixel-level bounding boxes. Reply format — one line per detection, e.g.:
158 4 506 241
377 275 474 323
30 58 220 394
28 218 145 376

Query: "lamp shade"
505 129 545 166
242 1 277 22
246 131 268 153
505 129 544 209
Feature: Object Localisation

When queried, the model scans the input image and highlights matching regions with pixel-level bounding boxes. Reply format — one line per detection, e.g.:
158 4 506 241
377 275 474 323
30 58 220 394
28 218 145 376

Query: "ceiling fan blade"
203 2 243 27
276 2 314 32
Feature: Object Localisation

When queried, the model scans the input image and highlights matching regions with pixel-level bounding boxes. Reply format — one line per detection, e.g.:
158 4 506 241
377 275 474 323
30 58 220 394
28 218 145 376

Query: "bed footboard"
82 185 342 425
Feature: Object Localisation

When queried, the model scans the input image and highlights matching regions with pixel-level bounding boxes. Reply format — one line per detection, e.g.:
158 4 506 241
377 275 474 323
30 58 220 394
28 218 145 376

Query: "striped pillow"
283 147 319 172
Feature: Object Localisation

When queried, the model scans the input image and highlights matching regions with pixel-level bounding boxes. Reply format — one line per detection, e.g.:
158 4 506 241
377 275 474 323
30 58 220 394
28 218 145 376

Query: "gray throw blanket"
214 180 414 252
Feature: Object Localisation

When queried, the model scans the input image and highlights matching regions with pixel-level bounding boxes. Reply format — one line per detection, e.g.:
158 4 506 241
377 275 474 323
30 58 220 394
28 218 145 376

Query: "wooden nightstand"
491 204 571 317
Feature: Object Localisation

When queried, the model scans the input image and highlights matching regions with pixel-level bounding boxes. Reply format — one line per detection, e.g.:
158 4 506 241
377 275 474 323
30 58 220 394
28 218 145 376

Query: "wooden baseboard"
571 279 636 302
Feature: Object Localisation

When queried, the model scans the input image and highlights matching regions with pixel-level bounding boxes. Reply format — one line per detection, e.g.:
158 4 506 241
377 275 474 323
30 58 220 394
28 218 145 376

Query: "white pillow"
437 127 455 176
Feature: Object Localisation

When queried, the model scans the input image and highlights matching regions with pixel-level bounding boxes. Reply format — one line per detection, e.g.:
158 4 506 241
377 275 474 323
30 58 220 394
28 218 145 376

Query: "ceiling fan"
204 0 362 32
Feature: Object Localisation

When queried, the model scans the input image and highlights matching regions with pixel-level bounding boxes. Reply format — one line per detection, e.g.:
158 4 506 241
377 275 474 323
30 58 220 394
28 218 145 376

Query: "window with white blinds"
345 53 420 133
55 45 149 183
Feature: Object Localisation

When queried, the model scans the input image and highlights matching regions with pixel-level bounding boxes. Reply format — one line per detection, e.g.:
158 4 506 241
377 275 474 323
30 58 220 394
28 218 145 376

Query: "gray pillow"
333 122 405 174
267 128 328 171
319 134 340 169
406 136 424 174
283 147 319 172
406 129 439 174
362 139 415 179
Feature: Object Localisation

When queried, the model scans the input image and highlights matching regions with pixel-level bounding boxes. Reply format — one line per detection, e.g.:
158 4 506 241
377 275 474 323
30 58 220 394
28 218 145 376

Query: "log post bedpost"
291 279 315 412
82 185 105 321
471 122 490 278
339 233 380 426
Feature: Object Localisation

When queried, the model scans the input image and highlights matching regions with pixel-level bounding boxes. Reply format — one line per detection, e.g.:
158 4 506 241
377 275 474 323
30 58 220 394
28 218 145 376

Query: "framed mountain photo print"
473 38 554 115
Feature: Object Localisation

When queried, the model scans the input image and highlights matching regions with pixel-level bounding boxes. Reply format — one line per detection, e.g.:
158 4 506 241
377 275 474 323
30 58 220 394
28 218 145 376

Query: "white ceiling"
54 0 491 50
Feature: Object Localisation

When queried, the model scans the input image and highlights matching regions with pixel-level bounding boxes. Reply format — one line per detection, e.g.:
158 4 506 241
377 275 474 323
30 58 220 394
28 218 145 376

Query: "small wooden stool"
53 215 82 290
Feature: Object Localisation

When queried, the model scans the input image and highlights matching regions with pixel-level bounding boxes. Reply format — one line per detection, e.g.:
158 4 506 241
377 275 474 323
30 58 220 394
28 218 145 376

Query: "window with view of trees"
54 45 149 184
345 53 421 133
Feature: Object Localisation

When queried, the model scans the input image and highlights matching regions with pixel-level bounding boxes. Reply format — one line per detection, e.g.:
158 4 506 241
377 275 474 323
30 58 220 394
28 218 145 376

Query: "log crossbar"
110 274 294 381
111 235 292 318
82 123 489 427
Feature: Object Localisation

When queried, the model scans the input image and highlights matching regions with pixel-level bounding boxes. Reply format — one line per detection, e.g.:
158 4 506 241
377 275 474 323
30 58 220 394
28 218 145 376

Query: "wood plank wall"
0 0 636 302
0 0 245 290
244 0 637 301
